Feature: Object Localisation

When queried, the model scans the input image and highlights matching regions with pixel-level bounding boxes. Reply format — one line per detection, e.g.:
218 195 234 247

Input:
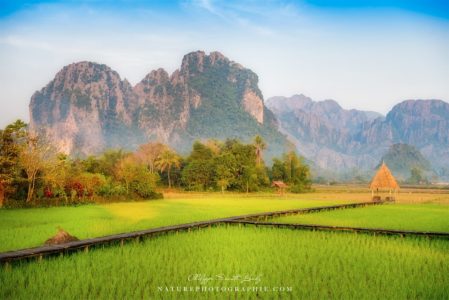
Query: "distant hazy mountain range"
377 143 434 181
29 51 449 180
266 95 449 180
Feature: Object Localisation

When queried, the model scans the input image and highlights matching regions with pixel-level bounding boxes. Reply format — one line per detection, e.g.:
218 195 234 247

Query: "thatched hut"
369 162 399 202
272 181 288 195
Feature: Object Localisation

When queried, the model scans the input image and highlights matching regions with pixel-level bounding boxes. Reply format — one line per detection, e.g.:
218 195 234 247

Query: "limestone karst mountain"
377 143 434 181
29 52 449 179
30 51 288 159
266 95 449 179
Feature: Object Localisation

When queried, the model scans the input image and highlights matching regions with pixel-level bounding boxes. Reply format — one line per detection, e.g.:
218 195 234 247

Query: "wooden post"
120 239 124 247
84 246 89 253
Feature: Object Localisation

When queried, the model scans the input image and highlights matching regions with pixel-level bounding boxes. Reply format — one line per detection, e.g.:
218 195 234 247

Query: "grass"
273 203 449 232
311 185 449 204
1 226 448 300
0 193 352 252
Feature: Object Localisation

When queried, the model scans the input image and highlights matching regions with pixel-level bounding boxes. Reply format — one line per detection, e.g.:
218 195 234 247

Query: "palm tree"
253 135 266 166
155 149 181 188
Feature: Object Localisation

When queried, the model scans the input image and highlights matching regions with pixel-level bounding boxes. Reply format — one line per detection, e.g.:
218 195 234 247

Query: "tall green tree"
114 156 137 194
214 152 237 193
19 132 56 203
98 149 127 177
271 151 311 193
224 139 262 192
156 149 181 189
271 158 286 181
43 153 70 200
182 141 215 190
135 142 167 174
253 135 266 166
0 120 27 204
115 155 159 197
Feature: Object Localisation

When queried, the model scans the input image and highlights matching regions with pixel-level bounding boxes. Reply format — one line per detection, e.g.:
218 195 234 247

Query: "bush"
97 183 127 197
289 183 311 193
132 181 162 199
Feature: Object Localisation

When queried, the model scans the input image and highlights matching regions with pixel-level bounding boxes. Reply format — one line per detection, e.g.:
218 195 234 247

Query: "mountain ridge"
266 94 449 179
29 51 449 180
30 51 289 159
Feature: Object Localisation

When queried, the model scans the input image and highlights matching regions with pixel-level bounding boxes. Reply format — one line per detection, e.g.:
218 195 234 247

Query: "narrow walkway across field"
0 201 380 264
230 220 449 238
6 200 448 266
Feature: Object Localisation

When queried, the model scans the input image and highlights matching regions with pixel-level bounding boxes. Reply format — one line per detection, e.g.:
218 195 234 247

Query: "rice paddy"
1 226 448 300
1 189 448 299
0 193 351 252
273 203 449 232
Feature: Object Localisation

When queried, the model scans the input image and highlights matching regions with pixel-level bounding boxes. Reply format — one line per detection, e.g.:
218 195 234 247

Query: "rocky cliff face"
30 51 285 157
267 95 449 179
267 94 381 134
357 100 449 147
266 94 383 170
29 62 139 155
357 100 449 178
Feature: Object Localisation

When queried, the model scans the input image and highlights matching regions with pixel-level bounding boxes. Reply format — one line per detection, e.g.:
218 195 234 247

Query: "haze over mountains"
378 144 434 181
29 51 449 180
266 95 449 179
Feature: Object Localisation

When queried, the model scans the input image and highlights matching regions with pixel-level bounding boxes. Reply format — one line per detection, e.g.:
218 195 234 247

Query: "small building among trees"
272 180 288 195
369 162 399 202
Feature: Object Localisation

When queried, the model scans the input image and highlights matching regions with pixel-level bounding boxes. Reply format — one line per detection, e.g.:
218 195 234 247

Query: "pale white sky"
0 0 448 127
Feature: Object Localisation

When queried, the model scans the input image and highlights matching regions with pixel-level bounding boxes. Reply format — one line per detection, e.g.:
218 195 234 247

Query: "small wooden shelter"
272 181 288 195
369 162 399 202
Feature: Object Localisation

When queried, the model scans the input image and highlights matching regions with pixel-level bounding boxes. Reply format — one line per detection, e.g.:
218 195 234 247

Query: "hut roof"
369 163 400 190
272 181 288 188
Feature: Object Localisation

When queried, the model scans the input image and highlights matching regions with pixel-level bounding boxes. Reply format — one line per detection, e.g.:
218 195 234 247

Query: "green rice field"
1 191 448 299
0 194 350 252
273 203 449 232
1 226 448 300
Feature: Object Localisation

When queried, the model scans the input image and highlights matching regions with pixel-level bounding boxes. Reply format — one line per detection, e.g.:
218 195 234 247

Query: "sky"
0 0 448 127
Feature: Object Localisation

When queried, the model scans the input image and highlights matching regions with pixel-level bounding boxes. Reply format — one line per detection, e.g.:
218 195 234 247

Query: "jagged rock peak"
53 61 121 86
320 99 342 109
180 50 243 76
140 68 170 85
388 99 449 118
29 60 137 156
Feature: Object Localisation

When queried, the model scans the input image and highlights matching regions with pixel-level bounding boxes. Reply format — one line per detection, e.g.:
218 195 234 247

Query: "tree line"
0 120 311 207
